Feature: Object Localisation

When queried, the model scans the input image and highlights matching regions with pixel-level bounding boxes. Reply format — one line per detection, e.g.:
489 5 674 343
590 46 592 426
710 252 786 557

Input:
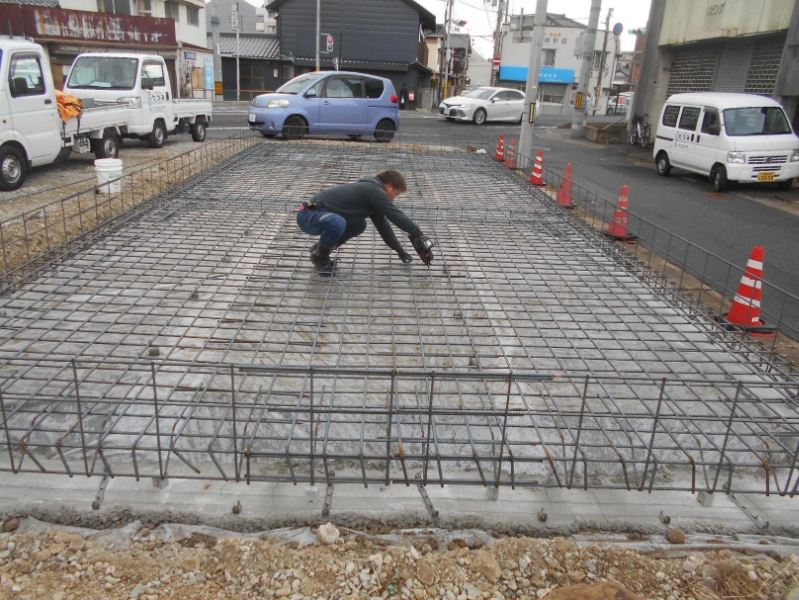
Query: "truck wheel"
0 146 26 191
149 121 166 148
94 131 119 159
191 121 207 142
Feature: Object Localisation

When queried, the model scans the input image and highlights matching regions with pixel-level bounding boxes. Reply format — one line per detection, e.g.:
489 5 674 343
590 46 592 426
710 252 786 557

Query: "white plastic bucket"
94 158 123 194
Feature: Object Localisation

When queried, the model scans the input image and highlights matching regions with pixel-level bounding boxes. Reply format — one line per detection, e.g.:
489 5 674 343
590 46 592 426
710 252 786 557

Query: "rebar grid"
0 141 798 495
0 134 261 290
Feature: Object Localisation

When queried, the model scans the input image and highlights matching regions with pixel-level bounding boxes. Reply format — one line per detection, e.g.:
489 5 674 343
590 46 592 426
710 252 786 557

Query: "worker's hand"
398 250 413 264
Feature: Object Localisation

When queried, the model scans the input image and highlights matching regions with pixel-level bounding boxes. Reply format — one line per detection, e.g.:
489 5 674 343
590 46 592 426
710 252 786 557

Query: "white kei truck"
63 52 212 149
0 37 132 191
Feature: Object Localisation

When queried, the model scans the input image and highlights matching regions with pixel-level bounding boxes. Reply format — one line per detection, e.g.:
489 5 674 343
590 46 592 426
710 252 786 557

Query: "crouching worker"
296 170 433 276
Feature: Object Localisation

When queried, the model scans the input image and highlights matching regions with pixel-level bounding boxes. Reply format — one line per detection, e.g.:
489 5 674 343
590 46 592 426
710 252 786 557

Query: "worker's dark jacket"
312 176 423 252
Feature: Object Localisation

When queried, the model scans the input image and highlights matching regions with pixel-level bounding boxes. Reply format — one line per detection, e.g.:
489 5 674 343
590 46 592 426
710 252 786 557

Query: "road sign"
613 23 623 36
492 57 501 66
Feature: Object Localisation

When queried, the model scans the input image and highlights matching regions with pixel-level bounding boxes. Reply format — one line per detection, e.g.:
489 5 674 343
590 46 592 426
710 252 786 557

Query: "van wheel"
711 165 728 192
190 121 207 142
94 130 119 159
149 121 166 148
656 152 671 176
0 146 26 191
374 120 395 143
777 178 793 191
282 116 307 140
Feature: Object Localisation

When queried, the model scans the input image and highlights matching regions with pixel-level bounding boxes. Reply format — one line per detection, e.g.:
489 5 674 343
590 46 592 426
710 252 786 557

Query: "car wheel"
190 121 207 142
711 165 728 193
374 119 395 143
473 108 487 125
94 130 119 159
149 120 166 148
656 152 671 177
282 116 307 140
0 146 26 191
777 178 793 191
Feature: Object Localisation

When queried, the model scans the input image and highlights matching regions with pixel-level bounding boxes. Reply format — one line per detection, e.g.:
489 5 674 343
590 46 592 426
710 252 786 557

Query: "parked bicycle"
629 114 651 148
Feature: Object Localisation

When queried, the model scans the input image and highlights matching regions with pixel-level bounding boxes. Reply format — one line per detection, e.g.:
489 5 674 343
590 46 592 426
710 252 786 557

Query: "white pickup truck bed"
61 102 130 137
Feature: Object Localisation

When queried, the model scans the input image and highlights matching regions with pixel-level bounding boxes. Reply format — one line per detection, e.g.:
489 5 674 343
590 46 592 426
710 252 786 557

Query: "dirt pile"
1 519 798 600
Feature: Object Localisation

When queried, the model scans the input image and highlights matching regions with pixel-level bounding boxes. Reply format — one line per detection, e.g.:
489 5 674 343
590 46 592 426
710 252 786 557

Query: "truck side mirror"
141 75 154 90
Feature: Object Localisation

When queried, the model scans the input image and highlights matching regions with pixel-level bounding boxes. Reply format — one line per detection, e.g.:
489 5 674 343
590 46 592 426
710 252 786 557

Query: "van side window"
9 54 46 98
701 109 720 135
662 105 679 127
678 107 701 131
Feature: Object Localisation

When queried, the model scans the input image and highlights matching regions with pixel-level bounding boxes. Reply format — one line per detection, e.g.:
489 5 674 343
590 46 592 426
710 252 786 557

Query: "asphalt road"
208 105 799 336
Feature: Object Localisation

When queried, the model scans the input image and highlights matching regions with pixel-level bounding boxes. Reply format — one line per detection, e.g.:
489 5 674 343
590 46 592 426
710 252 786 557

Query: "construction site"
0 136 798 600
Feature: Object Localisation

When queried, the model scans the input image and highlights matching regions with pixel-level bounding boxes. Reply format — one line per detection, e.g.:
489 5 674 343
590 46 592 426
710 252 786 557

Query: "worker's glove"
409 235 434 266
398 250 413 264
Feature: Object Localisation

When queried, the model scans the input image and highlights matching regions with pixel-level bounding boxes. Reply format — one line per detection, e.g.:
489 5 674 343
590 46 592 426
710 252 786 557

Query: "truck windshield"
723 106 793 136
66 56 139 90
277 72 325 94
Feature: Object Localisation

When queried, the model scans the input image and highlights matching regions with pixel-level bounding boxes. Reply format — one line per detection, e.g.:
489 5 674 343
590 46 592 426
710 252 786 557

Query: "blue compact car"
248 71 400 142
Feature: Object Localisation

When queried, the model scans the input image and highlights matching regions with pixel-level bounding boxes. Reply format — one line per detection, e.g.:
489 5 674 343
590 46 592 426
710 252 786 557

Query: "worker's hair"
377 170 407 193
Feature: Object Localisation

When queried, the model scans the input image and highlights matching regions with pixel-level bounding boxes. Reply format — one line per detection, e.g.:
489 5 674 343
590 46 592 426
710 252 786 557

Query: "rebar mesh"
1 142 798 495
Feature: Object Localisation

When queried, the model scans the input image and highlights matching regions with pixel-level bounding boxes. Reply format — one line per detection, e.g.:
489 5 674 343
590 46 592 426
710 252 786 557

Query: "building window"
98 0 131 15
592 51 603 70
137 0 151 16
187 6 199 26
543 49 555 67
165 1 179 21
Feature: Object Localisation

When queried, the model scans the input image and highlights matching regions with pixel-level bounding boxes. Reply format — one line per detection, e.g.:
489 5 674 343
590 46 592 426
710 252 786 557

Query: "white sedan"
438 87 526 125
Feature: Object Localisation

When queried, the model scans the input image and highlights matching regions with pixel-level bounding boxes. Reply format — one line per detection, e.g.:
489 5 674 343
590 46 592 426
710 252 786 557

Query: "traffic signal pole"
569 0 602 138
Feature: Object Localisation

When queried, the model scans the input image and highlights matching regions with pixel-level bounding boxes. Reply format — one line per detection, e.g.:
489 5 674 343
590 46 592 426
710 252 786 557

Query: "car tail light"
391 95 398 103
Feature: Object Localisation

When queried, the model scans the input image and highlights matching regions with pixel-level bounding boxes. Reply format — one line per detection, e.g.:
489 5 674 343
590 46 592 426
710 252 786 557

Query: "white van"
652 92 799 192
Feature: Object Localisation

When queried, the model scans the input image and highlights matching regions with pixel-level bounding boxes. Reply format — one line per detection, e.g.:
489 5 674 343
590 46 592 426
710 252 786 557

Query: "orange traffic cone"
495 135 505 161
605 185 638 243
530 150 545 186
505 138 516 169
557 163 574 209
718 246 776 337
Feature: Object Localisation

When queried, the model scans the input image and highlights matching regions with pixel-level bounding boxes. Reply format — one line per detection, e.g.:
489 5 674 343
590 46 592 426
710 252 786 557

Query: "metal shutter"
714 42 753 92
666 45 719 96
745 34 787 96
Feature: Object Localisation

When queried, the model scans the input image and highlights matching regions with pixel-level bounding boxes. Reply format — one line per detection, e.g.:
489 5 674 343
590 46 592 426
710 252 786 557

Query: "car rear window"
662 105 680 127
364 78 384 99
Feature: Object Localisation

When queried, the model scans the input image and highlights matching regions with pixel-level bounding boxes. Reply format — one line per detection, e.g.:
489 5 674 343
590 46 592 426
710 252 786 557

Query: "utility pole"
519 0 546 165
570 0 602 137
490 0 505 86
437 0 453 105
593 8 612 115
233 1 240 101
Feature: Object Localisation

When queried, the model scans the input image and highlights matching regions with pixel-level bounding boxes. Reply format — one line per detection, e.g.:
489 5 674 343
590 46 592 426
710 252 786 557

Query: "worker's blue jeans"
296 209 366 249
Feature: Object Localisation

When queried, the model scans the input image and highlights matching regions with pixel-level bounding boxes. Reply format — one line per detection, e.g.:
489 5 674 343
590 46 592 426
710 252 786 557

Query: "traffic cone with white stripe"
505 138 516 169
530 150 545 186
557 163 574 208
605 185 638 244
718 246 776 338
495 135 505 161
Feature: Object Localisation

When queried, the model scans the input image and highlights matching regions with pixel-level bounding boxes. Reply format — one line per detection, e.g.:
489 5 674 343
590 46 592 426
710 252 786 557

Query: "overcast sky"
415 0 653 58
